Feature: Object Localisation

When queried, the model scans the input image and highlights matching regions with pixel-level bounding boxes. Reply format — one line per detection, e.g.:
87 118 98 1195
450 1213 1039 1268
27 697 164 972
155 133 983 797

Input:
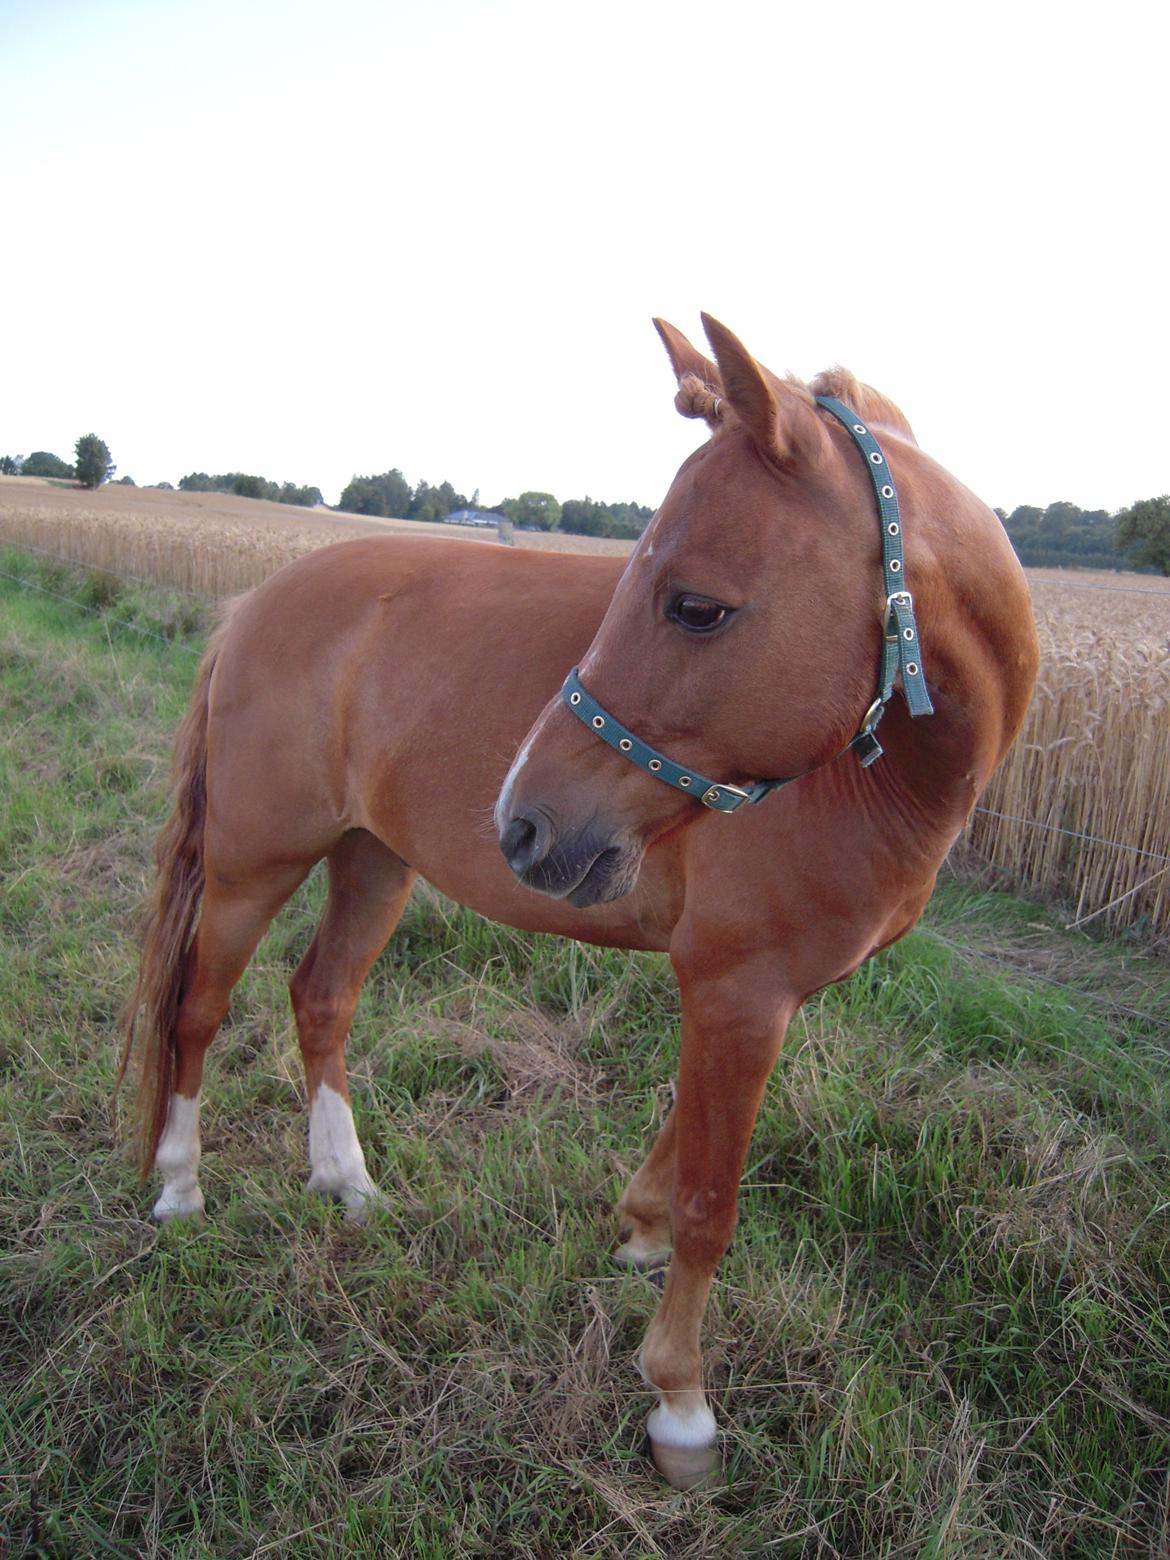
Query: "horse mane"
808 367 917 444
673 363 917 445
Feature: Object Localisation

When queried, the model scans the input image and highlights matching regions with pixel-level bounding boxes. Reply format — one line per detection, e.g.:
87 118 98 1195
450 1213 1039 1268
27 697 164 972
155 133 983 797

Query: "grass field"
3 552 1170 1557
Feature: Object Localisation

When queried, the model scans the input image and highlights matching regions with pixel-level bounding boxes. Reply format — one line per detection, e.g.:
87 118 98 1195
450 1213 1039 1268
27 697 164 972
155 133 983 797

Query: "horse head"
496 315 944 907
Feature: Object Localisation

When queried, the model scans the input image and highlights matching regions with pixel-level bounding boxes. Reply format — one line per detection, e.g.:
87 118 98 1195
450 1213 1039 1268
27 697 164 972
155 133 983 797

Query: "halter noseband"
560 396 934 815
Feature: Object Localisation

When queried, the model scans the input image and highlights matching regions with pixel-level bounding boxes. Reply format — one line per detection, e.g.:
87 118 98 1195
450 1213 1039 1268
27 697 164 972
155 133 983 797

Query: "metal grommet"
853 423 866 434
906 662 919 677
648 759 662 772
570 692 581 705
887 522 899 536
679 776 691 787
870 451 884 465
619 738 632 751
903 627 914 641
592 715 605 729
890 558 901 572
881 485 894 498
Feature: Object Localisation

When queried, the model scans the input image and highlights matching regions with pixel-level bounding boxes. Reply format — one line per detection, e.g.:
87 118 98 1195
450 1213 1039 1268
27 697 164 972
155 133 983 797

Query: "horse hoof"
613 1238 672 1273
152 1186 206 1223
342 1188 389 1225
649 1436 722 1490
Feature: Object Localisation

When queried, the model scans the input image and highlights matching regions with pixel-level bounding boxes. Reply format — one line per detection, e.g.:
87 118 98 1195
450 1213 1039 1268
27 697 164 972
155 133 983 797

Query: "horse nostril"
500 814 542 876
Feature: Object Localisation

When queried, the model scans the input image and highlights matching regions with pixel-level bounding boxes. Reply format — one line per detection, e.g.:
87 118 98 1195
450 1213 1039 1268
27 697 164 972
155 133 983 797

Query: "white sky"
2 0 1166 513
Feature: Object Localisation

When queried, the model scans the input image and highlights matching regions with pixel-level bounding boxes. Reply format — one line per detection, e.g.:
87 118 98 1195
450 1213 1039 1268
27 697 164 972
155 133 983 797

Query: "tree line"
996 499 1170 575
3 435 1167 572
1 435 116 488
178 472 324 508
337 470 653 539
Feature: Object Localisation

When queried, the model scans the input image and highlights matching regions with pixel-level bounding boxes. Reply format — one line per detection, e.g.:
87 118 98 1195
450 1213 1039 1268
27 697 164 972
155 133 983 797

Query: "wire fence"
1027 577 1170 598
2 533 1168 964
0 552 207 657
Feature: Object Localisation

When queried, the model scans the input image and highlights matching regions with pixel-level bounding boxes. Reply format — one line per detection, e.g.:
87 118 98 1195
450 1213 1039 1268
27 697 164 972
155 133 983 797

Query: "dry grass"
966 569 1170 939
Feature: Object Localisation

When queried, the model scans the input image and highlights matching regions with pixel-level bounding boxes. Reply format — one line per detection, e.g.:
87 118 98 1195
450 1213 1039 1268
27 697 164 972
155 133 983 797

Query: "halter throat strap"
561 397 934 814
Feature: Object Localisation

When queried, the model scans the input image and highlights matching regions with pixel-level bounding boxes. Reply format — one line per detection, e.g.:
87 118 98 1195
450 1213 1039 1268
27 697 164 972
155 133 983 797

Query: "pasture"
2 552 1170 1556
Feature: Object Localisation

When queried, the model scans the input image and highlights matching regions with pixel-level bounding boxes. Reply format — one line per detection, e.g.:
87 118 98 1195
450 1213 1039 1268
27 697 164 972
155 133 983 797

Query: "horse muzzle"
499 808 642 907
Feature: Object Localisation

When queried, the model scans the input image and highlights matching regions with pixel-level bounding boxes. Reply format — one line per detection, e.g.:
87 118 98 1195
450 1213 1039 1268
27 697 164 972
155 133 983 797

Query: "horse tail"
118 610 231 1180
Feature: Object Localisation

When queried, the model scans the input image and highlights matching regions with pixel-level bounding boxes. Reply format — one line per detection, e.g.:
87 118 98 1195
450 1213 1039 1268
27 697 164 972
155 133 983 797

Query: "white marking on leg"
307 1082 382 1220
646 1399 718 1450
153 1092 206 1221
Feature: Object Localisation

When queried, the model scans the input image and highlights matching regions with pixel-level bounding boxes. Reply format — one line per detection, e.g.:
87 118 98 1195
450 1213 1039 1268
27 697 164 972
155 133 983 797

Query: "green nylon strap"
560 397 934 811
814 395 934 722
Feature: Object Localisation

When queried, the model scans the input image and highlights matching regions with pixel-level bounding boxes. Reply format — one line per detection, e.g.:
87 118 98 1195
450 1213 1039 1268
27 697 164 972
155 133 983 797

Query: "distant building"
444 508 505 528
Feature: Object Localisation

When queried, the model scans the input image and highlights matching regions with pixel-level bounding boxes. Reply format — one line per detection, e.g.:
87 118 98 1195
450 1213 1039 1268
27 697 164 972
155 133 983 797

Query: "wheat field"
2 480 1166 936
0 476 631 595
965 569 1170 938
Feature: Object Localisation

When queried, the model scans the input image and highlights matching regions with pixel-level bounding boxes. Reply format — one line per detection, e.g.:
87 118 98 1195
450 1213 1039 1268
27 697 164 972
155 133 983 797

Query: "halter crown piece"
561 397 934 814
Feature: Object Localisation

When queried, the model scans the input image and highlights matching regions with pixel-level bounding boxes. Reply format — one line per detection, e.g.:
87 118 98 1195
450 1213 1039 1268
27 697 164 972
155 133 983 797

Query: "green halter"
561 397 934 814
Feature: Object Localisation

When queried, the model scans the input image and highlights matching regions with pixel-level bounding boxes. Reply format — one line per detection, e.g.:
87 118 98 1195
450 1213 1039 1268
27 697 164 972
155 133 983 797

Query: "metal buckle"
859 697 884 733
884 590 913 639
701 783 753 811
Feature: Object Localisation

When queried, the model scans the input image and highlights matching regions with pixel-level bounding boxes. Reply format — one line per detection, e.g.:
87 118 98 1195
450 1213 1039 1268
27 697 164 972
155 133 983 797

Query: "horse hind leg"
615 1105 676 1272
153 861 310 1220
289 829 416 1222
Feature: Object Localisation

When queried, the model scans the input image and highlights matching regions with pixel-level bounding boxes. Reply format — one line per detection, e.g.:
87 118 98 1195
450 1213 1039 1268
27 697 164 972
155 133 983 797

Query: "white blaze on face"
153 1092 205 1221
495 703 554 833
307 1082 380 1217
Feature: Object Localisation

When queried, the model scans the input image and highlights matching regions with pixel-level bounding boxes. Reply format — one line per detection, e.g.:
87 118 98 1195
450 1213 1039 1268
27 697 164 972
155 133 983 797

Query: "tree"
22 450 74 479
1115 496 1170 576
231 473 272 500
75 433 115 488
561 497 609 536
501 490 562 531
338 468 412 518
0 454 22 475
338 477 389 517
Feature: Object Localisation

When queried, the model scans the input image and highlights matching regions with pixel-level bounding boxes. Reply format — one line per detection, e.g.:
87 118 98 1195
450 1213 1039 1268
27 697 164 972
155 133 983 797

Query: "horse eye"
668 594 730 633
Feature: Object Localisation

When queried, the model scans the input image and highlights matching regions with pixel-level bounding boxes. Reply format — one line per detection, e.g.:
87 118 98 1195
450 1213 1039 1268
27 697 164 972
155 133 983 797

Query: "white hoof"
307 1167 386 1223
152 1183 206 1223
646 1402 720 1490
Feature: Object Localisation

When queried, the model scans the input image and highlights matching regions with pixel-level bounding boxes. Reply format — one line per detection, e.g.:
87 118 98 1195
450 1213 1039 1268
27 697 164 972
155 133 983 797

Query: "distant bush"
178 471 323 507
23 451 74 479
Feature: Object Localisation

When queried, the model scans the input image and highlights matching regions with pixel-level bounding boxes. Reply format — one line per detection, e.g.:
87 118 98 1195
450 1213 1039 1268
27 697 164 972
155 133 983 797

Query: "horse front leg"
639 953 793 1488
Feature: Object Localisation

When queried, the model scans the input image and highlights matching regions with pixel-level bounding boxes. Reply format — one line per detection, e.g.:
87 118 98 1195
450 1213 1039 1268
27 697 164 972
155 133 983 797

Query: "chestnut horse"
125 315 1037 1487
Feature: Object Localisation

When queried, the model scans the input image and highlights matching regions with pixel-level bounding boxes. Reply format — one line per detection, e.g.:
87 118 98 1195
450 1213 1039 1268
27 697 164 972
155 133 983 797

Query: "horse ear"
653 318 724 427
654 318 720 387
701 313 827 470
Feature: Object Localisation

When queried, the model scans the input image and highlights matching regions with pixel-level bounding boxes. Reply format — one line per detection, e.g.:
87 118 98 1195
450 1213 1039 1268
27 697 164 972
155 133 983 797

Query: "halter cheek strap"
561 397 934 814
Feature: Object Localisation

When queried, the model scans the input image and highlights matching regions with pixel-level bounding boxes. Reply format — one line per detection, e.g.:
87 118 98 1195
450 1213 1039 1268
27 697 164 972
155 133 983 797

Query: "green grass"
2 549 1170 1558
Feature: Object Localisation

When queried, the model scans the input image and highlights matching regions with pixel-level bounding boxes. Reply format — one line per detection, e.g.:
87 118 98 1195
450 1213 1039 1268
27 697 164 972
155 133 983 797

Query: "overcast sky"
2 0 1165 513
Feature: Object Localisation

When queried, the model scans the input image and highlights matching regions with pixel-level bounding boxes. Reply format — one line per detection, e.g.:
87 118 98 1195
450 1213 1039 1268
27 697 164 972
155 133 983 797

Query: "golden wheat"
2 481 1166 934
965 571 1170 937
